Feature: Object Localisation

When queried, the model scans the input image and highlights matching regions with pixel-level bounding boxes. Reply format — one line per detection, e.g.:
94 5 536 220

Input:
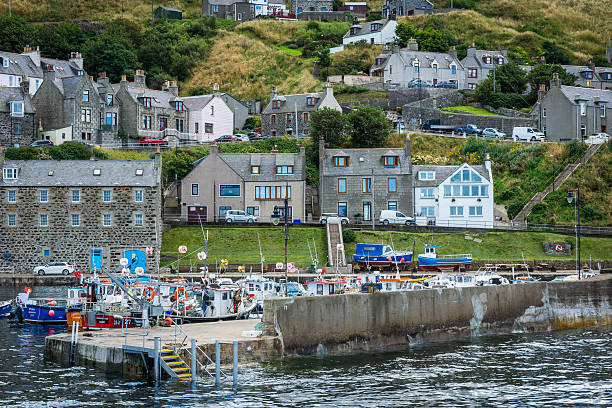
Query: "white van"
379 210 416 226
512 127 545 142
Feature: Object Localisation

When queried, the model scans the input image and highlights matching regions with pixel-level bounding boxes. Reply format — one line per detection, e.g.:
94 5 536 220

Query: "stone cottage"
0 151 162 274
461 45 508 90
0 79 36 148
180 144 306 222
261 84 341 137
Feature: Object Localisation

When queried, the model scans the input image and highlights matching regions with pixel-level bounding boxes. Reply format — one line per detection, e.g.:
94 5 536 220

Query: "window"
12 123 21 135
176 119 184 132
498 57 504 65
2 58 7 67
388 178 397 192
468 83 476 90
83 89 89 102
580 124 586 137
40 189 48 203
191 184 199 196
251 165 260 175
247 206 259 217
103 214 111 227
175 101 183 111
134 213 143 226
276 165 294 174
383 155 398 167
376 58 385 66
71 213 80 227
543 108 546 118
134 190 143 202
205 123 213 133
338 178 346 193
601 105 606 118
143 115 152 129
580 102 586 116
462 169 470 181
238 13 242 20
414 63 419 72
272 100 281 109
103 189 112 202
334 156 348 167
3 168 18 180
453 185 461 196
213 4 218 11
303 112 309 122
362 178 372 193
363 202 372 221
462 185 470 196
81 108 91 123
39 214 48 227
432 64 438 73
135 169 144 176
444 185 451 197
107 94 113 106
451 65 456 75
306 97 315 106
338 202 347 217
420 187 434 198
255 185 291 199
7 189 16 203
321 7 326 11
469 206 483 216
584 72 593 79
388 201 397 211
286 113 292 124
419 206 433 217
8 214 16 227
220 184 240 197
468 68 478 78
211 106 214 116
142 97 151 107
194 122 199 133
219 206 231 217
450 206 463 216
71 189 80 203
105 112 113 126
484 56 491 64
471 185 479 196
270 114 276 125
418 171 434 180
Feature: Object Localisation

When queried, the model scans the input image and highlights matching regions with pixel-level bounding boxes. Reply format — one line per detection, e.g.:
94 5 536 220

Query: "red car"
139 136 169 146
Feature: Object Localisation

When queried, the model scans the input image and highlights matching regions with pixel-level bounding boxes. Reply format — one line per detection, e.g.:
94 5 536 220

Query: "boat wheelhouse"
306 279 347 296
353 244 413 268
417 246 472 271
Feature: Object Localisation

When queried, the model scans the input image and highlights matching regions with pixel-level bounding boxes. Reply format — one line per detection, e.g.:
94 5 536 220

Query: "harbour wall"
262 275 612 356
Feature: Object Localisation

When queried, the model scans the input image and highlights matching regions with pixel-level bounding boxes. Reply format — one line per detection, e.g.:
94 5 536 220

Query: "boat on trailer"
353 243 413 269
418 246 472 271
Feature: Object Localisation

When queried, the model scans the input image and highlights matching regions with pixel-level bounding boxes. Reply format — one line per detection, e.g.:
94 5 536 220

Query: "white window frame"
134 213 144 226
420 187 434 198
103 213 112 227
40 189 49 203
103 189 112 202
10 101 24 118
71 213 80 227
83 89 89 102
418 171 435 180
601 105 606 118
134 189 144 203
39 213 48 227
191 183 199 196
3 168 18 180
580 102 586 116
8 213 16 227
450 206 463 216
71 189 80 203
7 189 16 203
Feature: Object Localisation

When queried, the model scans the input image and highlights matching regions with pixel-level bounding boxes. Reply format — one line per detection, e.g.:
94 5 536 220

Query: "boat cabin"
201 285 241 317
379 278 411 291
306 280 347 296
420 246 440 258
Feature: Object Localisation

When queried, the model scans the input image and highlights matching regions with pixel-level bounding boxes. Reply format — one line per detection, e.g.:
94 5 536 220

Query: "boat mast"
257 232 264 277
389 232 400 279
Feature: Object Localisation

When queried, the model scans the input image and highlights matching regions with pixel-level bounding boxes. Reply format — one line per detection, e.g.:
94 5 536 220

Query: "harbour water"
0 286 611 407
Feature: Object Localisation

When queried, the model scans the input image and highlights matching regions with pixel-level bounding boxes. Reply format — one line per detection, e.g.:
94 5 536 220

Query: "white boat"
475 266 510 286
306 279 347 296
237 275 279 311
423 274 456 289
450 273 477 287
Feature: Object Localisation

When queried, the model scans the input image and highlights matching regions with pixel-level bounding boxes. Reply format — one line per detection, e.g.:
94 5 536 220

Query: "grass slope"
162 227 612 268
441 106 504 116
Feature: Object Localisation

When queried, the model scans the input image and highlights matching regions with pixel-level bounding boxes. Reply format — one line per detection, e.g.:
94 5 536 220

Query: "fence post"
215 340 220 389
232 341 238 390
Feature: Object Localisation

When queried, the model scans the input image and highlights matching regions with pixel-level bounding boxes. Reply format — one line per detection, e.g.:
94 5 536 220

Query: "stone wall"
262 275 612 355
0 112 36 147
340 88 461 111
262 111 310 136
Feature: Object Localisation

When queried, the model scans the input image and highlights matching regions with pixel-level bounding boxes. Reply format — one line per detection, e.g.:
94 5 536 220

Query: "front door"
90 249 102 270
188 206 207 222
160 117 168 130
363 202 372 221
329 284 335 295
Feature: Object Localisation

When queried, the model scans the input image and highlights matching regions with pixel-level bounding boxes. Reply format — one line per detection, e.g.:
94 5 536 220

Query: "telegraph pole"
284 181 289 295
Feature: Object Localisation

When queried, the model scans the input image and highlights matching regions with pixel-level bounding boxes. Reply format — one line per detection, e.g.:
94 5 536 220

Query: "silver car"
482 128 506 139
320 213 349 225
34 262 75 276
225 210 257 223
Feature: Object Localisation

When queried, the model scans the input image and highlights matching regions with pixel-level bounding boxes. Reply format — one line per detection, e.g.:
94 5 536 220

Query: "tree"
542 41 571 65
395 23 418 48
416 28 449 52
35 22 91 61
525 64 576 92
309 107 347 148
346 105 391 148
0 16 36 53
472 77 496 104
82 34 138 82
243 116 261 130
489 62 527 94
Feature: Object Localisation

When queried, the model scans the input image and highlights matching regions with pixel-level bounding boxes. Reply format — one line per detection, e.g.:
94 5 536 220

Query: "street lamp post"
566 186 581 279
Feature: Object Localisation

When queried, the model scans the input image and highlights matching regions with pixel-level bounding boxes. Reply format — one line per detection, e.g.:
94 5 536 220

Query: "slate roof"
58 76 83 98
219 152 306 182
208 0 245 5
158 6 182 11
40 57 81 78
383 0 434 10
0 86 35 113
0 52 41 77
461 49 507 70
182 95 214 111
0 160 158 187
321 148 410 176
262 91 325 114
412 164 490 187
374 49 463 70
346 19 390 38
559 85 612 106
113 83 180 109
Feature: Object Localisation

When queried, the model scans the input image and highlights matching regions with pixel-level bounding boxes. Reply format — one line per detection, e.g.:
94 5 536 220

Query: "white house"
330 19 397 54
182 88 234 142
412 160 494 228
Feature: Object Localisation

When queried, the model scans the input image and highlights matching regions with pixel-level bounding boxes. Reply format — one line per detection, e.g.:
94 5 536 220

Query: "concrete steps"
326 221 346 267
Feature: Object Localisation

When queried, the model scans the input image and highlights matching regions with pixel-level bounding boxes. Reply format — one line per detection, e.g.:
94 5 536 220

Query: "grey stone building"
95 72 121 144
218 92 249 130
113 71 190 142
319 137 413 222
290 0 334 13
371 41 465 88
381 0 434 18
0 80 36 147
0 152 162 274
180 144 307 222
261 84 342 137
461 45 508 90
201 0 256 22
532 74 611 141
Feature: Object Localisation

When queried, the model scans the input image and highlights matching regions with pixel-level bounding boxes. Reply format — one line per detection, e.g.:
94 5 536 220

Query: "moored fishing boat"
353 244 413 269
418 246 472 271
306 279 347 296
171 283 257 323
21 300 69 324
0 300 13 317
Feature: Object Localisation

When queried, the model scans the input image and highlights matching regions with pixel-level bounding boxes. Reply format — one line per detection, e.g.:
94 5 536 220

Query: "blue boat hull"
353 253 413 267
23 304 67 324
418 256 472 271
0 302 12 317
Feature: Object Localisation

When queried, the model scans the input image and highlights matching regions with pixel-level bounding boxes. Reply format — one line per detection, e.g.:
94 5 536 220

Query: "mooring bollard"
215 340 220 389
232 341 238 390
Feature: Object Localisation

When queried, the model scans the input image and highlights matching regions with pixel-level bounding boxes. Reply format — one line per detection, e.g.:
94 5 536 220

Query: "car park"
482 128 506 139
408 79 429 88
224 210 257 223
31 140 54 147
320 213 349 225
234 134 249 142
33 262 75 276
139 136 169 146
512 127 545 142
379 210 415 226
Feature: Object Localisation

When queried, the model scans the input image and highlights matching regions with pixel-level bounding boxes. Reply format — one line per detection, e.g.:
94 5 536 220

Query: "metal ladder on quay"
159 348 192 380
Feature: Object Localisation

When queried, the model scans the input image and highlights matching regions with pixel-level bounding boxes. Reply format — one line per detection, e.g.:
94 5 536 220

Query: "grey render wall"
262 275 612 354
290 0 334 12
402 106 534 134
0 112 36 147
220 94 249 130
0 185 162 274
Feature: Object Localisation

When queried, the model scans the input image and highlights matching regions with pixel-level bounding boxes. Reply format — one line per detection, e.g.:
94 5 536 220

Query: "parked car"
224 210 257 223
435 81 457 89
482 128 506 139
261 134 274 139
585 132 610 144
379 210 415 226
408 79 430 88
215 135 239 143
421 119 456 133
320 213 349 225
71 140 94 147
31 140 54 147
33 262 75 276
139 136 168 146
454 124 482 135
247 132 262 141
234 134 249 142
512 127 545 142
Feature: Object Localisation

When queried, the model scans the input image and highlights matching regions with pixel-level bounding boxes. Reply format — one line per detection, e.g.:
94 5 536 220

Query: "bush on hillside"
243 116 261 130
507 200 524 220
48 142 92 160
4 146 39 160
342 229 356 243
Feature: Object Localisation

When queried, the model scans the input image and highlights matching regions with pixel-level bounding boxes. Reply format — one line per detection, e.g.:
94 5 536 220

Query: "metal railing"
122 317 150 349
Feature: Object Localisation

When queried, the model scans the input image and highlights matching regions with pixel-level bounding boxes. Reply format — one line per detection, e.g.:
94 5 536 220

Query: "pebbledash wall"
262 275 612 355
0 153 162 274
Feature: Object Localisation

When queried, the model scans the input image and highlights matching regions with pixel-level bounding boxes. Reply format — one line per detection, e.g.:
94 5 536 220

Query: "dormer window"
10 101 24 118
3 168 18 180
2 57 7 67
334 156 349 167
276 165 294 174
142 97 152 107
584 72 593 79
432 63 438 73
174 101 184 111
413 60 419 72
77 70 84 76
272 100 281 109
135 169 144 176
371 23 381 31
418 171 434 180
450 64 456 75
376 58 385 65
251 165 260 175
602 72 612 81
383 155 398 167
106 94 113 106
306 97 315 106
350 27 359 35
484 56 492 64
83 89 89 102
497 57 504 64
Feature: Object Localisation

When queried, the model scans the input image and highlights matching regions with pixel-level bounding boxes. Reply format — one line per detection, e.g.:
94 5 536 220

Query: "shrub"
498 186 519 201
243 116 261 130
507 200 524 220
565 140 586 160
48 142 92 160
4 146 39 160
342 228 356 243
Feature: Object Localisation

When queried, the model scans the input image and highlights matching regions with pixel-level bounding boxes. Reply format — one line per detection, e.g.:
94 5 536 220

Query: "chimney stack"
22 45 40 67
134 69 146 88
43 64 56 82
270 86 279 101
97 72 110 88
407 38 418 51
538 83 546 100
69 51 83 69
213 82 220 96
550 72 561 88
169 80 179 97
20 75 30 95
449 45 457 59
323 82 333 98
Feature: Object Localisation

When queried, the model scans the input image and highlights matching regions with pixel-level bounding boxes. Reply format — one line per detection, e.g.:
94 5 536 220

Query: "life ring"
172 287 187 302
142 286 155 302
74 270 82 278
554 244 563 252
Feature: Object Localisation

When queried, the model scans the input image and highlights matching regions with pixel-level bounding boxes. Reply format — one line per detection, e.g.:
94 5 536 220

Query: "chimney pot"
121 74 127 81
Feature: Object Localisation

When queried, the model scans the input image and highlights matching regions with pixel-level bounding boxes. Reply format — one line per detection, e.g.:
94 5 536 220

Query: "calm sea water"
0 286 610 407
